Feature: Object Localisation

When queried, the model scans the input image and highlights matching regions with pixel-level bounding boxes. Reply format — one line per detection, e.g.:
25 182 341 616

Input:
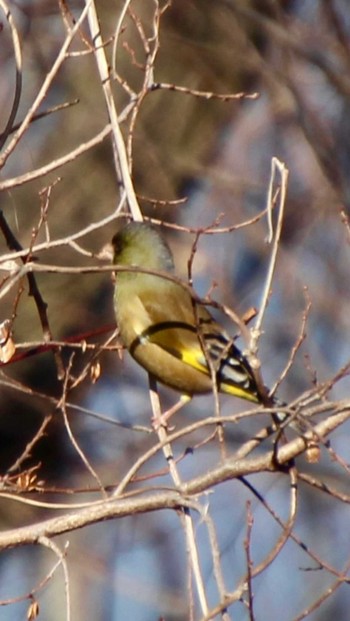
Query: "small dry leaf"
16 472 37 492
90 361 101 383
27 599 39 620
0 319 15 363
16 465 43 492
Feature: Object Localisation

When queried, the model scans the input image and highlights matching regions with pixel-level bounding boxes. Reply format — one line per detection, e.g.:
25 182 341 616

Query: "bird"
111 220 272 408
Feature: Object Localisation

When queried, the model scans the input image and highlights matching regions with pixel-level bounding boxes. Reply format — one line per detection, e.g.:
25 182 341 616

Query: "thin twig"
58 354 107 497
254 157 289 337
0 210 65 378
0 0 22 151
148 377 209 617
0 2 91 170
0 124 112 191
150 82 259 101
38 537 71 621
86 0 142 220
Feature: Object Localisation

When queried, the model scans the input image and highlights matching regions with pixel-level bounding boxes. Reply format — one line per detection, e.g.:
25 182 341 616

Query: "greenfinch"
111 221 268 405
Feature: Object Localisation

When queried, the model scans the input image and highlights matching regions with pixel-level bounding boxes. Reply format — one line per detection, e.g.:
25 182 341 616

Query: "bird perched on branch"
111 220 273 408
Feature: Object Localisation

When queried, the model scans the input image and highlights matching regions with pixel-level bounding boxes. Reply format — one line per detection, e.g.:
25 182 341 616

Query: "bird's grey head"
111 221 175 272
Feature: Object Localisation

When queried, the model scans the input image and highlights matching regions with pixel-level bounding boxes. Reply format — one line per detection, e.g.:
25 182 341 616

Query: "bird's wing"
134 285 208 372
134 286 260 401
